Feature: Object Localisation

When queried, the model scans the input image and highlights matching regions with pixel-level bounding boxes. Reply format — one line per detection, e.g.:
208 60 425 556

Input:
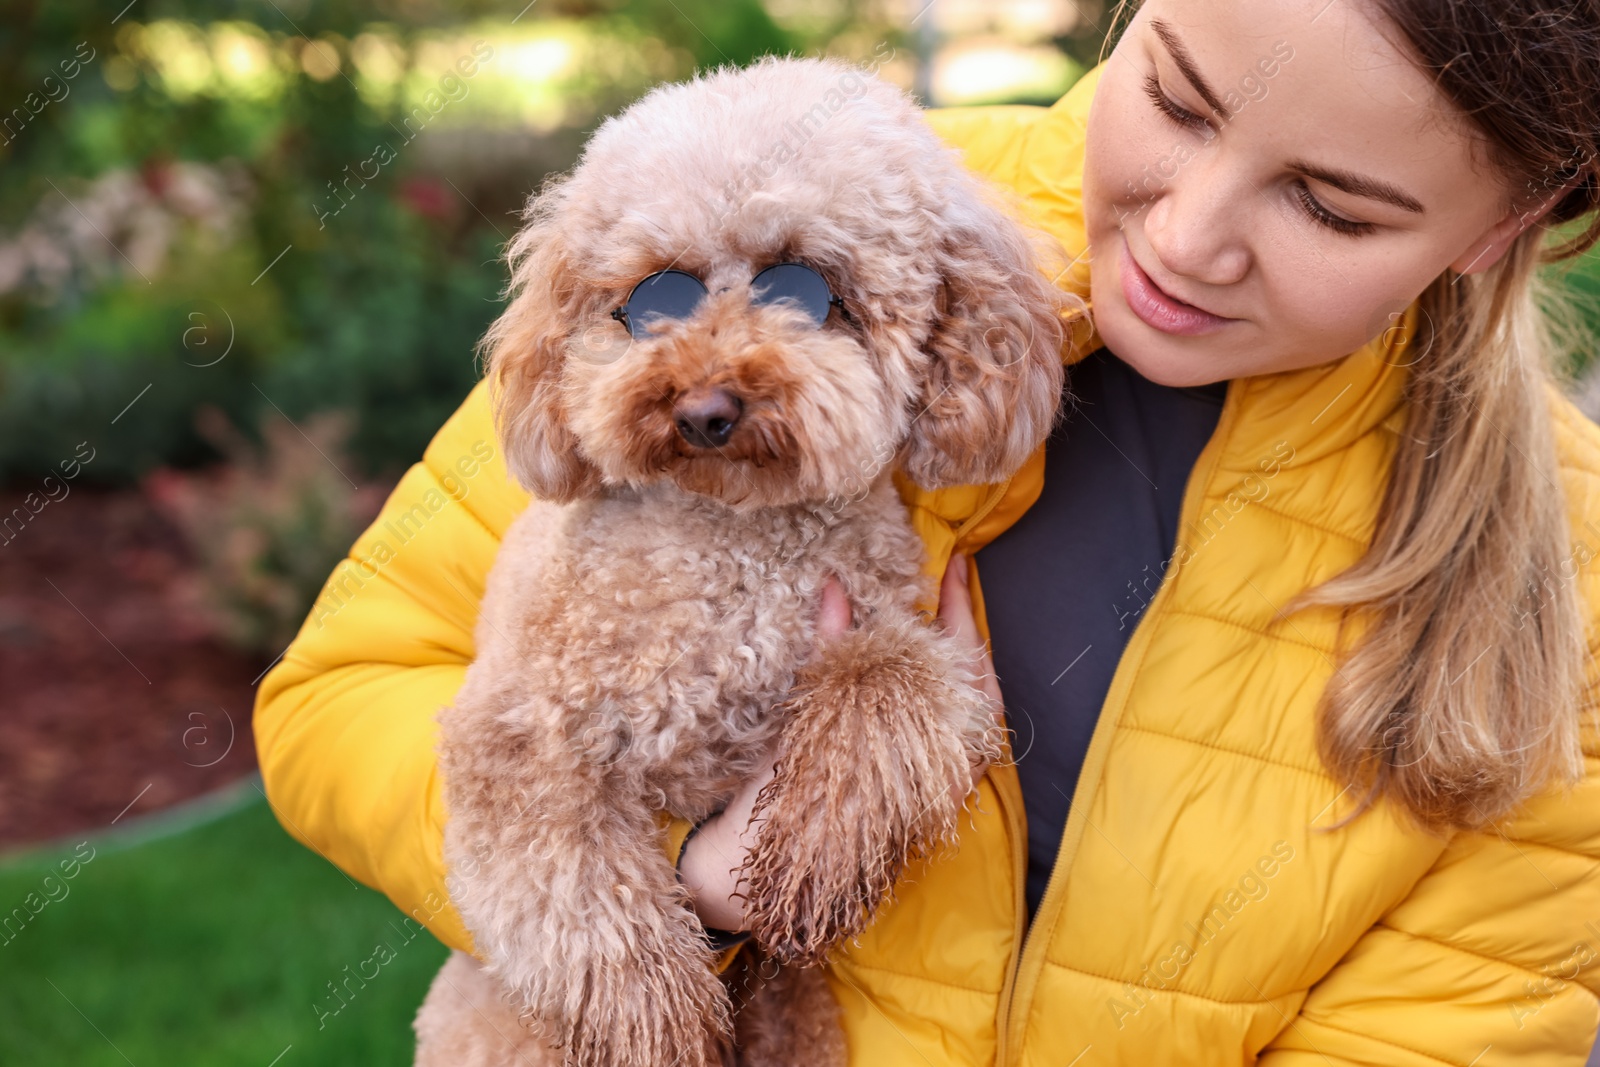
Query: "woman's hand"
935 552 1006 726
678 558 1006 932
677 577 853 932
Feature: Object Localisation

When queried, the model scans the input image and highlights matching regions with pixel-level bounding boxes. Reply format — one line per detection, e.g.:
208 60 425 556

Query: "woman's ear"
899 206 1071 490
483 202 601 503
1452 174 1582 275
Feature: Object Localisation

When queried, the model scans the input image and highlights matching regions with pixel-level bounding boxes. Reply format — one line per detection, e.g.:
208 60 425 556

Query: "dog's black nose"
674 387 743 449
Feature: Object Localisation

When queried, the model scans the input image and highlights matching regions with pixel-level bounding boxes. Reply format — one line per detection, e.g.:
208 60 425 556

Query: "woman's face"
1083 0 1524 386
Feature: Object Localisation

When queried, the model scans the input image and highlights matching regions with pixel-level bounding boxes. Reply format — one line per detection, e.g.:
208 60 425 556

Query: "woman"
255 0 1600 1061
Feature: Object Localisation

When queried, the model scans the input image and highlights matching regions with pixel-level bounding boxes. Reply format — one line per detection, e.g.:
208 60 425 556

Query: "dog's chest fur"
469 476 929 818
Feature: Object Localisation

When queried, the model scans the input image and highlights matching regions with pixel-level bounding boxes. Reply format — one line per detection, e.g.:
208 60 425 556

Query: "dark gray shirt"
974 345 1229 925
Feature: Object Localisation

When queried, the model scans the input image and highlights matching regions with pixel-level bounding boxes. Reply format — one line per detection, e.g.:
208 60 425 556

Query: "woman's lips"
1118 239 1235 336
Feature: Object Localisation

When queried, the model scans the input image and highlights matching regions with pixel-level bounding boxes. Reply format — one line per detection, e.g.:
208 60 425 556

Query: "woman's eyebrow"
1145 19 1427 216
1289 161 1427 213
1149 19 1229 117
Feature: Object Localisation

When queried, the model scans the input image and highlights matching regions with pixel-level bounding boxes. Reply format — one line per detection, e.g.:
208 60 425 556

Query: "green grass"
0 782 448 1066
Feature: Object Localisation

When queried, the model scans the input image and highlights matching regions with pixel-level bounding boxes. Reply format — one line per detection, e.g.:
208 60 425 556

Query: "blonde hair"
1285 234 1592 833
1286 0 1600 833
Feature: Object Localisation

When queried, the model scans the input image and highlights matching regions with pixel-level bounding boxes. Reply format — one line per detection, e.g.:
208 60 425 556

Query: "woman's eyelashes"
1141 71 1377 240
1143 74 1209 132
1292 181 1376 237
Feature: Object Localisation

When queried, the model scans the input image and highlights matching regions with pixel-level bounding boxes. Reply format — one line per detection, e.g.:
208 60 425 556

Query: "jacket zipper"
989 381 1237 1066
950 473 1017 546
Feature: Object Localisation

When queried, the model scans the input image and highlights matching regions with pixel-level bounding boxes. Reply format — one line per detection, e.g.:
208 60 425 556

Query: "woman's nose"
1140 157 1251 288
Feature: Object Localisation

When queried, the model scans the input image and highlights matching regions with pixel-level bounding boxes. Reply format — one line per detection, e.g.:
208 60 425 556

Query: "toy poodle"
413 54 1073 1067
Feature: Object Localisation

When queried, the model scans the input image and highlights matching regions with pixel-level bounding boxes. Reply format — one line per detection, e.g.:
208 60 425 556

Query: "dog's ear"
899 200 1071 489
482 195 601 503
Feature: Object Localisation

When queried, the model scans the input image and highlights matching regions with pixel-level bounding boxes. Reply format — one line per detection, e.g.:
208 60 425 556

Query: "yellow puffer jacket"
255 67 1600 1064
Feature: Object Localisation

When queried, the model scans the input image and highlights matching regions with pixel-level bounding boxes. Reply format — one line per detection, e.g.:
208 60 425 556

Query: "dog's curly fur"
415 55 1073 1067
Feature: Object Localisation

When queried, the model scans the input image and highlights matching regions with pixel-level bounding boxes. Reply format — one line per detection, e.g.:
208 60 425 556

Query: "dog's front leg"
735 613 1004 965
440 713 735 1067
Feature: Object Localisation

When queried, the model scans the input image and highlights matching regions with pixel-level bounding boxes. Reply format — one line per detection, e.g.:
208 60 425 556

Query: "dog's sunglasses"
610 263 849 339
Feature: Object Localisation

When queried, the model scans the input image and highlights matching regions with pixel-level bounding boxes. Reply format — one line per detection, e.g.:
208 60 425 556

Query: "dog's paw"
736 623 980 964
501 915 734 1067
942 649 1008 788
562 961 732 1067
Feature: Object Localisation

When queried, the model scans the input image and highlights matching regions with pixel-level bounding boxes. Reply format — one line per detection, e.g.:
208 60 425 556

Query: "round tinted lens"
623 270 708 337
750 263 833 325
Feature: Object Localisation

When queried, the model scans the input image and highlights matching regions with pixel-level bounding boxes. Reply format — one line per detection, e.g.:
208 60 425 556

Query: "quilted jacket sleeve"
253 380 718 964
1256 750 1600 1065
1261 407 1600 1065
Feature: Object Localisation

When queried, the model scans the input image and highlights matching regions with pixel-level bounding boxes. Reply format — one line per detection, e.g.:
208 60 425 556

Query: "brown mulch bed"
0 486 266 849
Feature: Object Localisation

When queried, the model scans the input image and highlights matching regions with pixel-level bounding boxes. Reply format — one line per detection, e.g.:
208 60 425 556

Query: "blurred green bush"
0 187 504 482
0 0 871 486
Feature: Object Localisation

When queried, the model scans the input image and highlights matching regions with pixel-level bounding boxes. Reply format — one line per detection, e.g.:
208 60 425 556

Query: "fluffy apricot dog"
413 55 1070 1067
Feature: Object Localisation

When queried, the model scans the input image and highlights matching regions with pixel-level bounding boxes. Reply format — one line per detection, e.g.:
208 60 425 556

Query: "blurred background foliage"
0 0 1114 489
4 0 1591 488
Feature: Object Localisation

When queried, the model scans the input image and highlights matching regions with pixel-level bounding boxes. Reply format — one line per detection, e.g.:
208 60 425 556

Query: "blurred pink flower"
397 175 454 221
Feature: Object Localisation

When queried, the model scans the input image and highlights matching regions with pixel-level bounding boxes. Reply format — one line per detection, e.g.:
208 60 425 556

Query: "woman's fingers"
681 757 776 932
687 575 853 931
937 553 1005 716
690 568 1011 930
937 553 978 645
815 574 853 645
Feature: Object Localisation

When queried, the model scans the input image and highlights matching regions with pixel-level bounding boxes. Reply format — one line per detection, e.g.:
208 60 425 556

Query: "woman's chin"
1090 298 1210 388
